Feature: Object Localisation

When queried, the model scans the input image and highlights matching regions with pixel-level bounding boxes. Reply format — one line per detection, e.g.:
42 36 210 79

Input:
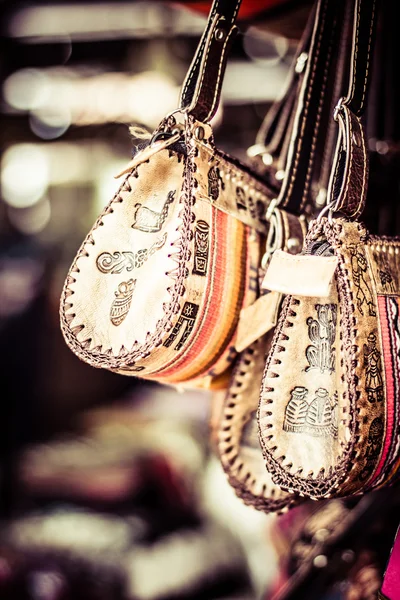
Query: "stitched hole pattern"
60 149 192 369
258 219 366 499
216 339 300 513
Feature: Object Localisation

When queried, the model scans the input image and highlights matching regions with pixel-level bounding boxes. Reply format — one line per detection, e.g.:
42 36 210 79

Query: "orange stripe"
152 210 247 382
158 215 246 381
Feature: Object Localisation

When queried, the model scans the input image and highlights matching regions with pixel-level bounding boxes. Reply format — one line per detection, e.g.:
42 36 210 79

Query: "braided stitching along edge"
257 219 363 499
60 149 191 371
218 340 300 513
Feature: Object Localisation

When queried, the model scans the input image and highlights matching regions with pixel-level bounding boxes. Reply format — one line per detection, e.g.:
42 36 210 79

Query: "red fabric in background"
382 526 400 600
174 0 290 20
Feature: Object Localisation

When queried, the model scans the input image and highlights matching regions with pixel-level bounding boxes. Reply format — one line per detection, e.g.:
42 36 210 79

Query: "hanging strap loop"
179 0 242 123
327 0 378 218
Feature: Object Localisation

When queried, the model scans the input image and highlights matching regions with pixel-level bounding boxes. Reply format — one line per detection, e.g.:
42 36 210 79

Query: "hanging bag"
216 0 350 512
60 0 281 386
257 0 400 500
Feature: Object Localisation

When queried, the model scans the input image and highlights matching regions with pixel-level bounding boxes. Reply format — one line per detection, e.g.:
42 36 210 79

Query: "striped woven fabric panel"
149 209 249 384
368 295 400 488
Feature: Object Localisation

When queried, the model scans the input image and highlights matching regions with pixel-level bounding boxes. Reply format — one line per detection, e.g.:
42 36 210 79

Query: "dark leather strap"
179 0 241 123
328 0 378 218
255 9 315 159
342 0 377 117
276 0 348 215
313 0 353 202
252 0 346 215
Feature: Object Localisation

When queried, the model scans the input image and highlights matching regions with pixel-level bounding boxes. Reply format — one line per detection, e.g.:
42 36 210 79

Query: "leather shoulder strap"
342 0 377 117
327 0 378 218
251 0 346 216
179 0 241 123
254 8 315 158
275 0 348 215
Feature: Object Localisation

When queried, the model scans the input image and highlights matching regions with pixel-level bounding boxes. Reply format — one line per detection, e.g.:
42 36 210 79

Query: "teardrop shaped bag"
60 0 279 385
258 0 400 499
217 213 308 513
215 0 351 512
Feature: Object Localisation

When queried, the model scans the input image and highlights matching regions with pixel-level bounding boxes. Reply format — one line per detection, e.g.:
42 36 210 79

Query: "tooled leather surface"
193 127 273 234
333 108 368 218
259 274 347 498
258 218 394 499
363 237 400 489
218 334 300 513
61 150 187 372
60 118 268 380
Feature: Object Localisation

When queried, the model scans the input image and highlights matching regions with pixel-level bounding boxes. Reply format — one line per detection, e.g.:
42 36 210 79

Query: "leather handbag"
216 235 304 513
60 0 282 386
258 0 400 500
216 0 350 513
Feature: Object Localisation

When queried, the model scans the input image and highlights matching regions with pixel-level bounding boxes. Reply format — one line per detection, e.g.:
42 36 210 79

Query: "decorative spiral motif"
96 233 167 274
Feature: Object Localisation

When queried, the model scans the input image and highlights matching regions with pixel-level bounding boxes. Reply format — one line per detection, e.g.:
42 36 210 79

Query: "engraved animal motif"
363 332 384 403
163 302 199 350
283 387 338 438
193 220 210 276
349 244 376 316
97 233 167 274
110 279 136 326
131 190 176 233
208 166 224 201
305 304 337 373
359 417 384 482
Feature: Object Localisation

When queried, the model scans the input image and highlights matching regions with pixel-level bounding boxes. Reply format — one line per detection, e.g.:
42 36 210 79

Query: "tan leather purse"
217 214 307 513
258 0 400 500
216 0 349 513
60 0 280 386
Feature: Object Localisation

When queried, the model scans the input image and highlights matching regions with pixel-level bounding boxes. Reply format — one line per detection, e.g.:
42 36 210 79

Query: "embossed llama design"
131 190 176 233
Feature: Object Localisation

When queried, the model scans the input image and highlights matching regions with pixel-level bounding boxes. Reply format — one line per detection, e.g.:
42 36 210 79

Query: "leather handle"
255 9 315 155
328 0 378 218
179 0 241 123
342 0 377 117
253 0 347 215
276 0 348 215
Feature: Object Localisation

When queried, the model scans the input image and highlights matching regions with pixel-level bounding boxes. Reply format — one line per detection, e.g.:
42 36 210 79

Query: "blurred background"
0 1 399 599
0 1 307 598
